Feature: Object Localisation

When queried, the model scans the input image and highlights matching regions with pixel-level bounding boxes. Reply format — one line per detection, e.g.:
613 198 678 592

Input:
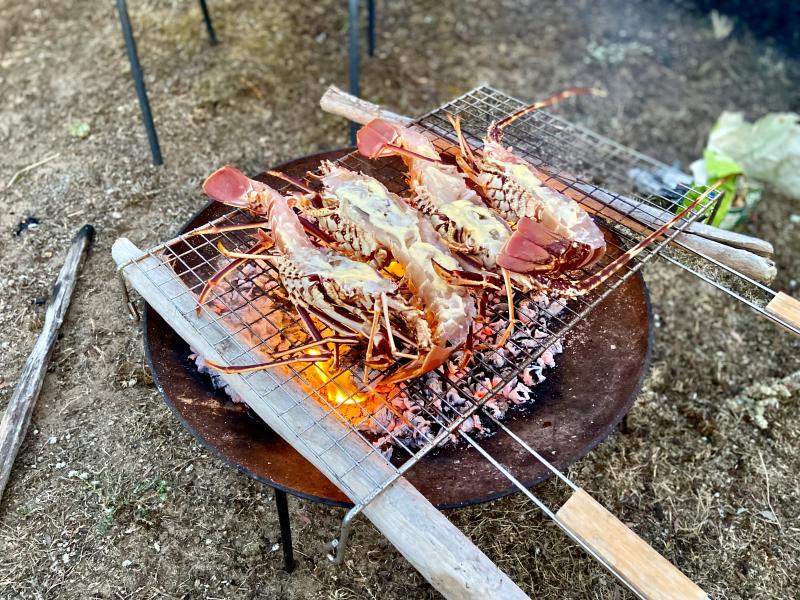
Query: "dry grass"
0 0 798 598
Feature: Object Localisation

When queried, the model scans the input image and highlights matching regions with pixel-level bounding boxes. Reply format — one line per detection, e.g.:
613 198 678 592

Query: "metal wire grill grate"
422 86 794 335
117 86 719 520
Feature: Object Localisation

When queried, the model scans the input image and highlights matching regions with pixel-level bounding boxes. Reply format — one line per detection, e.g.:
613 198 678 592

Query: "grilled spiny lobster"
354 118 520 345
352 111 720 328
449 88 610 283
437 87 720 299
196 166 442 383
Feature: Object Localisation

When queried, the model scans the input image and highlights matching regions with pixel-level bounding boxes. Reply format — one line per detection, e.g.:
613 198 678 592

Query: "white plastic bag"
708 111 800 200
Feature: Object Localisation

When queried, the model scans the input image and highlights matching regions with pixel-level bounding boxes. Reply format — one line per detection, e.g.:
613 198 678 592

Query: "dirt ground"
1 0 799 598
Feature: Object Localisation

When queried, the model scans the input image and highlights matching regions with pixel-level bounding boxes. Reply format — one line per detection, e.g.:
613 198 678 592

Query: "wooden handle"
766 292 800 334
320 85 411 127
669 231 776 284
0 224 95 502
556 489 708 600
567 181 773 258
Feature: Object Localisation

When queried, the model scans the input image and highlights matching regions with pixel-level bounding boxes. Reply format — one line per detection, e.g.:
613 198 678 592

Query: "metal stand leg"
367 0 376 57
347 0 360 145
115 0 163 166
198 0 218 46
275 489 295 573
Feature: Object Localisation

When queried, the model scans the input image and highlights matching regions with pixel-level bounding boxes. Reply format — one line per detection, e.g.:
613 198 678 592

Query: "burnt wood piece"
143 150 652 508
0 225 95 503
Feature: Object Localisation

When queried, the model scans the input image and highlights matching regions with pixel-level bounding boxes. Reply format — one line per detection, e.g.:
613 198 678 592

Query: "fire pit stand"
141 149 655 575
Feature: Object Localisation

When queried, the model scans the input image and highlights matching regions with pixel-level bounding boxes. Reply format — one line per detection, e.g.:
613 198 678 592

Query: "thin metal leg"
348 0 360 145
274 489 295 573
115 0 163 166
367 0 376 57
197 0 218 46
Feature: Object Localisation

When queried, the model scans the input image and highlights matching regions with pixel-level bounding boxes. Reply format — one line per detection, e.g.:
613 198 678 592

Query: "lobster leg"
493 269 516 348
204 352 331 374
268 336 359 360
431 259 503 291
216 241 275 261
365 142 444 164
363 302 382 385
268 170 316 194
447 114 480 178
190 221 272 237
196 237 273 314
381 293 418 360
457 324 474 370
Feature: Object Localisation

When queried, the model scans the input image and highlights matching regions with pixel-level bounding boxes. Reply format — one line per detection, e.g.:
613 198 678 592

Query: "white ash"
191 259 564 455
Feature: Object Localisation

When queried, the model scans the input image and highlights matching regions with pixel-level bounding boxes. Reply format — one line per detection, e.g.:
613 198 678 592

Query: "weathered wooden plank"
112 238 529 600
0 224 95 502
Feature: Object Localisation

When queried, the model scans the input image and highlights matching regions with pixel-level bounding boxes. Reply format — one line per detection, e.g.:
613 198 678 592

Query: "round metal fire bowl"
143 149 653 509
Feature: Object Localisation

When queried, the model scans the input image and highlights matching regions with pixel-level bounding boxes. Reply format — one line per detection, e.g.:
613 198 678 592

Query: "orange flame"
301 348 379 424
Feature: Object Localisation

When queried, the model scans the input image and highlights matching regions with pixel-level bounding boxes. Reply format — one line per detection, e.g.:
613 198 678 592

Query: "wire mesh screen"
118 86 719 510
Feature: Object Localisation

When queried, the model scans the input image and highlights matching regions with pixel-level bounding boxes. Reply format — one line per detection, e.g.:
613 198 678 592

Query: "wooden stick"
0 224 95 502
320 85 413 128
562 180 773 256
545 178 777 284
319 85 776 273
112 238 529 600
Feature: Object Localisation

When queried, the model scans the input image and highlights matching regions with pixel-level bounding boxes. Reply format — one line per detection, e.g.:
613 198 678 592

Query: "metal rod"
275 489 295 572
326 506 355 564
198 0 218 46
115 0 163 166
367 0 376 57
117 269 140 321
348 0 361 145
459 431 648 600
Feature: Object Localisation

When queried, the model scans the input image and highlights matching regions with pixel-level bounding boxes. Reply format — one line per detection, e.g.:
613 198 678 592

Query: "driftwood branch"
0 224 95 503
319 85 776 283
112 238 530 600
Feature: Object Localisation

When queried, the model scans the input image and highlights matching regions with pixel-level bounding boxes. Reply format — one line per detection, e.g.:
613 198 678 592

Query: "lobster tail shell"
498 217 605 276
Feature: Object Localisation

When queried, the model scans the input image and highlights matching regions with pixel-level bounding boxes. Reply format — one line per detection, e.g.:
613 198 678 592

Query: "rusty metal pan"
143 149 653 509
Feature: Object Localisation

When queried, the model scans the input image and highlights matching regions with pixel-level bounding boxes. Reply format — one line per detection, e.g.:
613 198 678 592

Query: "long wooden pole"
0 224 95 503
112 238 529 600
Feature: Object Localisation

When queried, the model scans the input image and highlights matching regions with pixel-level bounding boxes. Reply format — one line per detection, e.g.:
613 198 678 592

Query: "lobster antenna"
492 87 607 138
268 170 316 194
